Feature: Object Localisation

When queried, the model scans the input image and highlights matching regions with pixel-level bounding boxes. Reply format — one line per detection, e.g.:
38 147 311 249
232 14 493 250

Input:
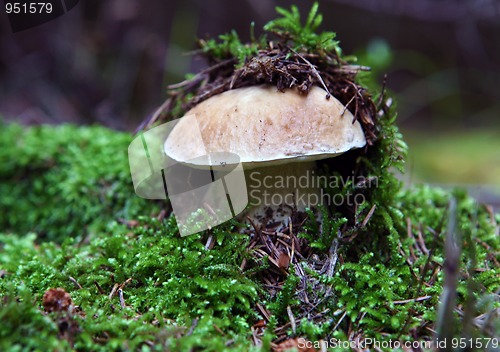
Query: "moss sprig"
263 2 342 57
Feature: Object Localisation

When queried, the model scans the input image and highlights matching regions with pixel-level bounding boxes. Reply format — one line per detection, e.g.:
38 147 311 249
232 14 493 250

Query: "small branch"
393 295 432 304
109 283 119 300
290 48 331 98
286 306 296 334
94 281 105 295
186 317 199 336
69 276 82 289
436 197 461 347
360 204 376 228
118 288 125 308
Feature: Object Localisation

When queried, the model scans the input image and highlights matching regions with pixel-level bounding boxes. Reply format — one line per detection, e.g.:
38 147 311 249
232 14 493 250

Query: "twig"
286 306 296 334
331 310 347 333
340 95 356 117
119 277 133 290
256 303 271 322
118 288 125 308
416 225 430 255
436 197 461 346
360 204 376 228
393 295 432 304
186 317 199 336
213 324 225 336
69 276 82 289
109 283 119 300
290 48 331 98
205 234 215 250
94 281 105 295
406 218 417 263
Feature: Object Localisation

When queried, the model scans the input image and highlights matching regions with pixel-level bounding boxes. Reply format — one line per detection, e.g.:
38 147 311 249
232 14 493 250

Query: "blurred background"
0 0 499 203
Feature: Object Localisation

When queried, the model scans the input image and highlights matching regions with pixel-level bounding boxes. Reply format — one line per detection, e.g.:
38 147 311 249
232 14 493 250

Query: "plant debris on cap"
164 85 366 167
139 3 382 147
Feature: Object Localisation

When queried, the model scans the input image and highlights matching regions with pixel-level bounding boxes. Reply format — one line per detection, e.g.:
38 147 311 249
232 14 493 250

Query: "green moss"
0 122 159 242
1 3 499 350
0 282 70 351
199 2 342 67
263 2 342 56
200 29 261 67
0 122 498 350
0 216 261 351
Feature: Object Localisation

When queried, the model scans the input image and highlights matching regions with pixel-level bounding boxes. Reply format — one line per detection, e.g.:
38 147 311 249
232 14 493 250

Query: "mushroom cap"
164 85 366 168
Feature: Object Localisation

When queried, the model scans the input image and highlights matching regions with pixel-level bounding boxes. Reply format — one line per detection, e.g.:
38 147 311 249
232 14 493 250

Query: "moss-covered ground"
0 121 498 351
1 3 499 351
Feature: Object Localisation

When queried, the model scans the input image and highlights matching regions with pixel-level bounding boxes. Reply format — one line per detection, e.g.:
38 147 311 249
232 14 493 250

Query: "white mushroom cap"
164 85 366 167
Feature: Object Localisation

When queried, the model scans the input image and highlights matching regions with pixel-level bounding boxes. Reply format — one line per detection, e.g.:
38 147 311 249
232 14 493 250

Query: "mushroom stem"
240 160 323 229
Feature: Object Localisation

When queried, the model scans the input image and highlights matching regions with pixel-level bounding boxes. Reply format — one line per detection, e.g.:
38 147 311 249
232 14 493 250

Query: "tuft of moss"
263 2 342 56
0 122 159 242
198 3 342 66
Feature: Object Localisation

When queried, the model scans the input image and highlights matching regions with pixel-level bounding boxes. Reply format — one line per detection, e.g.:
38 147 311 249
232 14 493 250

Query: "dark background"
1 0 499 130
1 0 499 190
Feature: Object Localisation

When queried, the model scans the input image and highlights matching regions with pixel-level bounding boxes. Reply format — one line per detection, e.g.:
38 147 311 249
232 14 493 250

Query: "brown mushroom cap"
164 85 366 167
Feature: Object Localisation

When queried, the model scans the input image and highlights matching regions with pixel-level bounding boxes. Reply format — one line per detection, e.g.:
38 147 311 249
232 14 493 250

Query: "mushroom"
164 85 366 230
